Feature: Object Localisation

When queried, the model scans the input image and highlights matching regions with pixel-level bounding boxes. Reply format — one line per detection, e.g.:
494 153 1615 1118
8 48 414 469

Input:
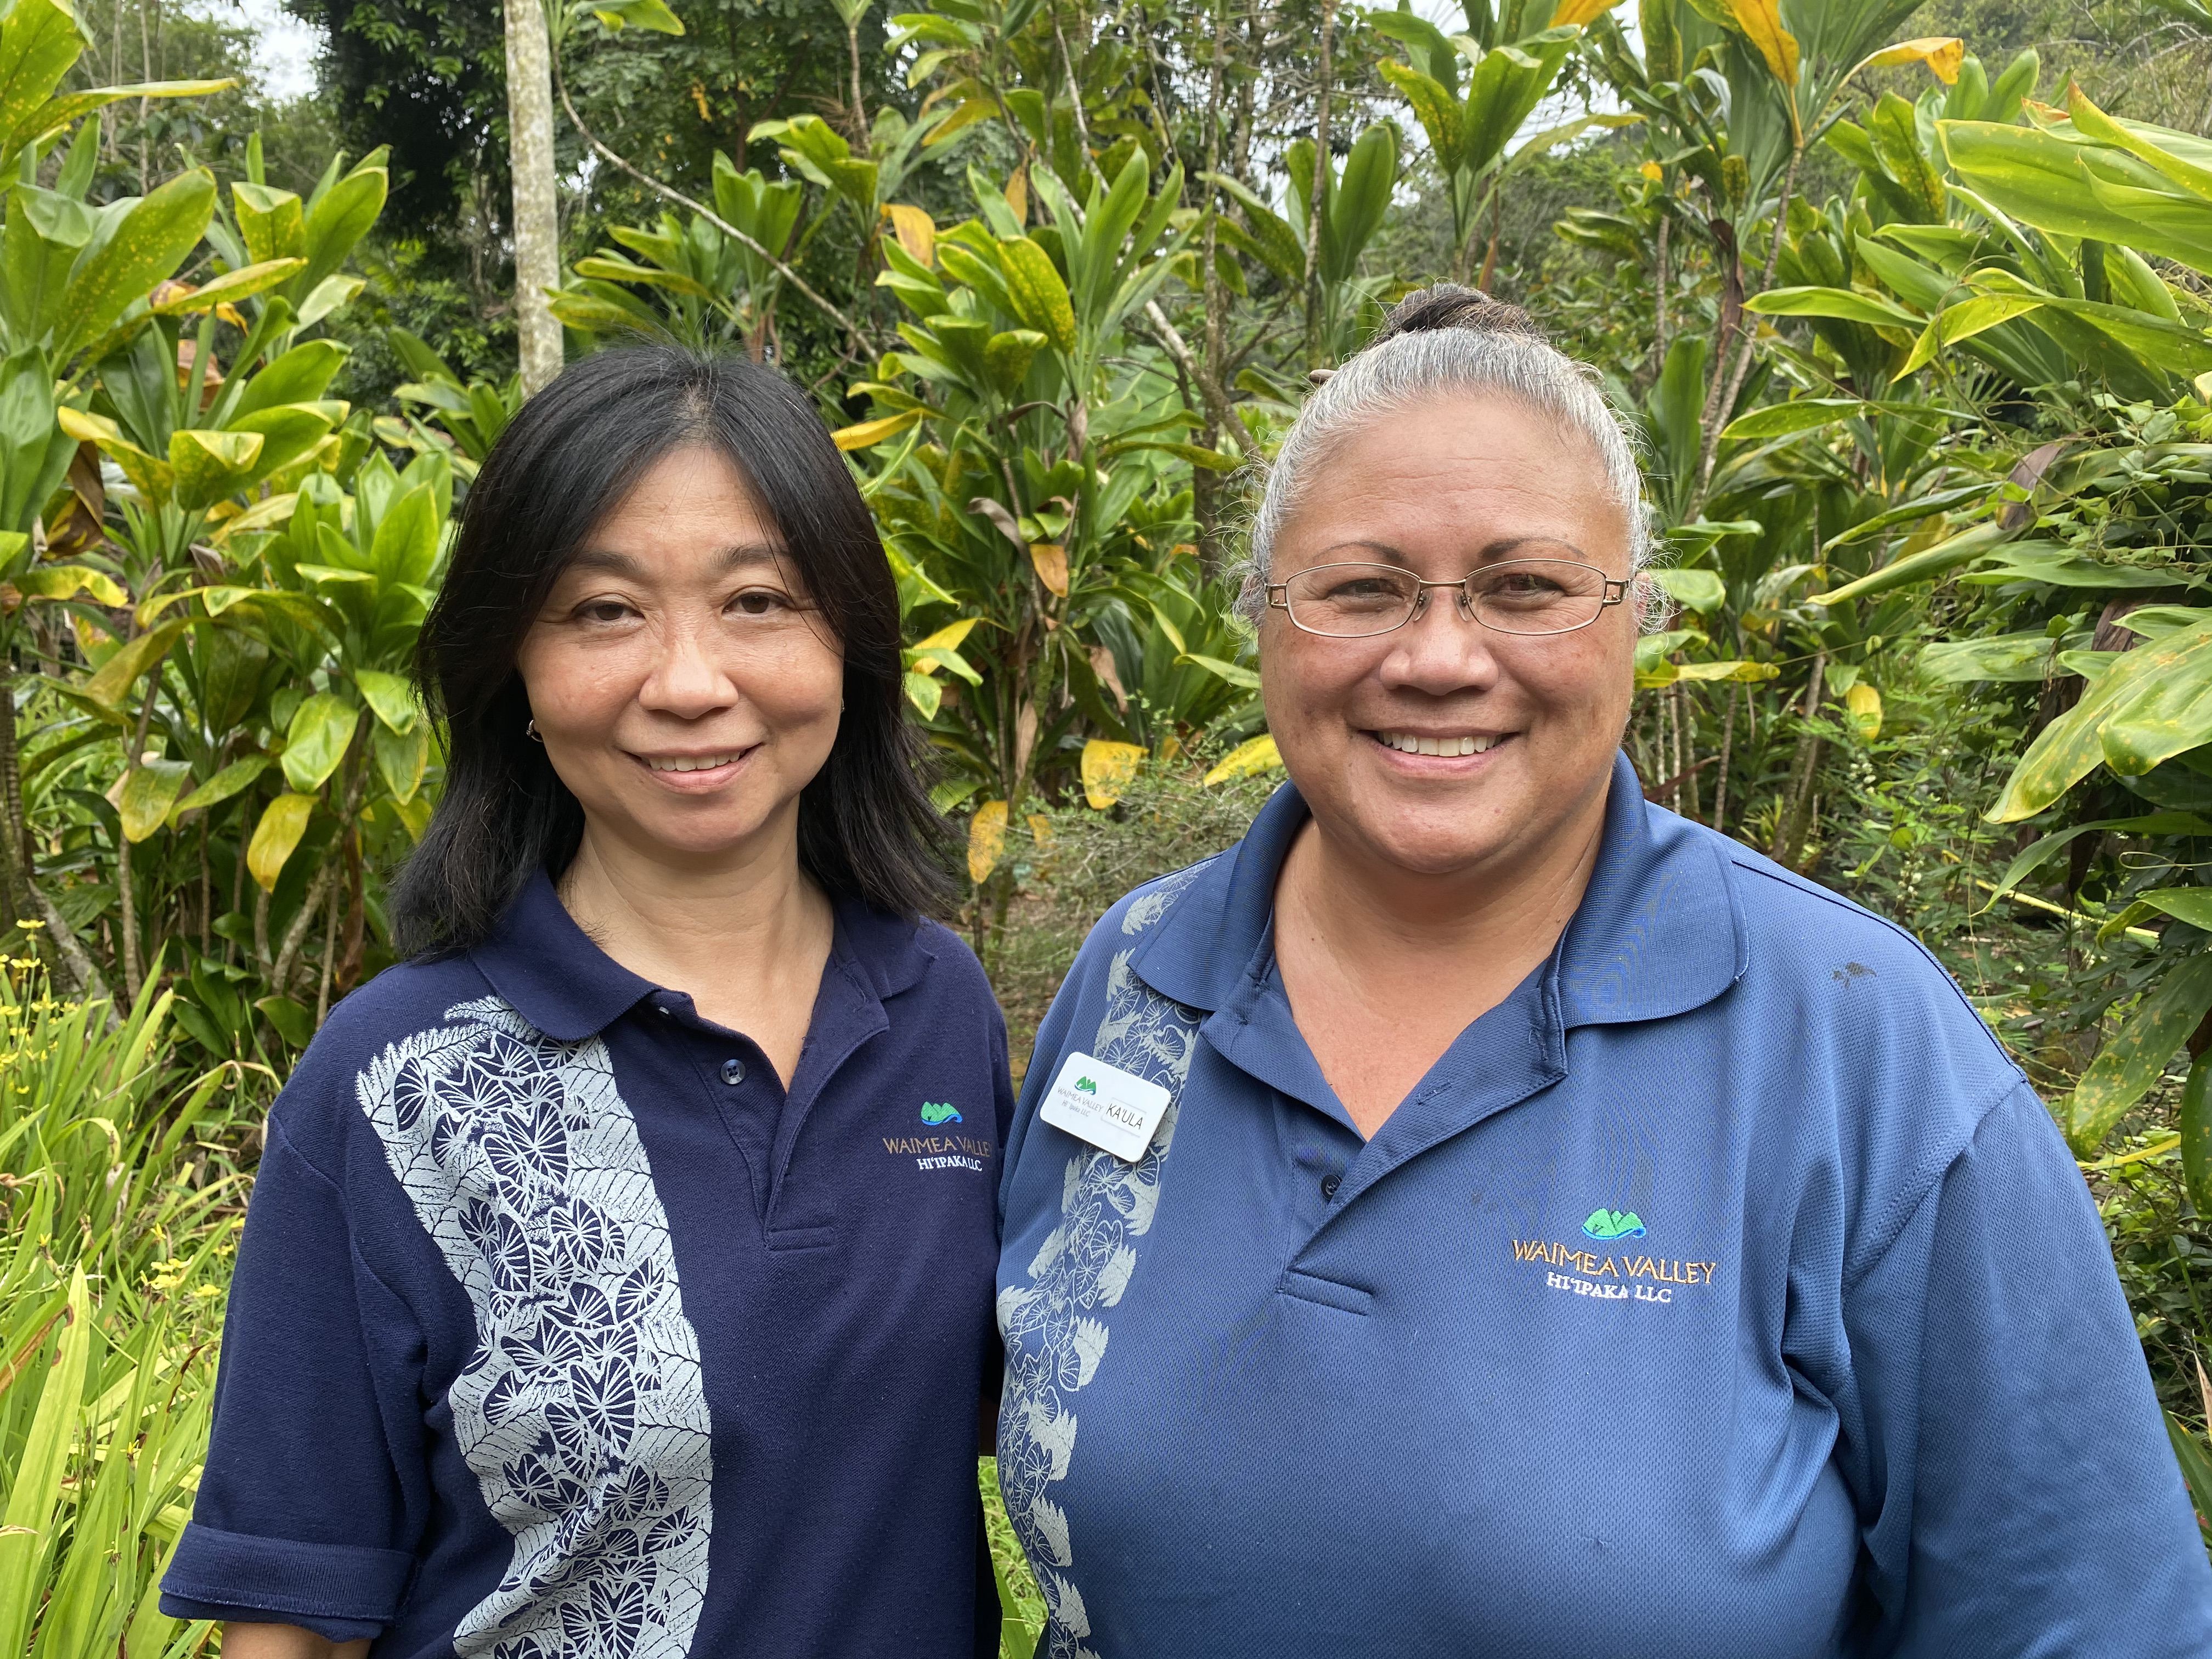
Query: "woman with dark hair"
160 347 1011 1659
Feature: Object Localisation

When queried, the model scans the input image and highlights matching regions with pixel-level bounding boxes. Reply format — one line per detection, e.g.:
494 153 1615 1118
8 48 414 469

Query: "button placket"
721 1057 746 1086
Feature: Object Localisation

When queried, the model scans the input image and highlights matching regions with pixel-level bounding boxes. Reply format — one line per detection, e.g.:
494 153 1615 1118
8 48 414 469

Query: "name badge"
1040 1051 1170 1163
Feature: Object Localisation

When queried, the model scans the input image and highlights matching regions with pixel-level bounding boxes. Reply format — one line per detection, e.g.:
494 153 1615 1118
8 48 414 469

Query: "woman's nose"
639 622 740 715
1379 589 1498 693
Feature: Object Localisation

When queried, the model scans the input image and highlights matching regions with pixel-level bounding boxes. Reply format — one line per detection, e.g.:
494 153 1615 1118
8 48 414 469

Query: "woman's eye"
579 600 634 624
729 589 792 618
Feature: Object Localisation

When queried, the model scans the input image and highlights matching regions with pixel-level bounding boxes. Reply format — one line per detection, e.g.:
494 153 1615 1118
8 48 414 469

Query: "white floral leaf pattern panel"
356 996 713 1659
997 862 1210 1659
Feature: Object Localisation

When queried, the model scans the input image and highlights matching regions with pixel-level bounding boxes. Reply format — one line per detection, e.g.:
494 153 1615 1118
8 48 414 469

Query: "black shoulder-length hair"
391 345 954 956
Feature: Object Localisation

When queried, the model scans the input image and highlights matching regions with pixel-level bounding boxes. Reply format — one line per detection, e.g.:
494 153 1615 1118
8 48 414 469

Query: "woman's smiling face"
1259 394 1640 882
515 444 845 867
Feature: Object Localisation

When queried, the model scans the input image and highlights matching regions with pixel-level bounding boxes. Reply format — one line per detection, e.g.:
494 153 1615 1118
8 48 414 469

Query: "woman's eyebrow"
564 543 784 577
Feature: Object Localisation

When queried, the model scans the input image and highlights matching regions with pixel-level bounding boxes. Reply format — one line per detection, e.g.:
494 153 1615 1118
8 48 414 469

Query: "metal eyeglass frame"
1265 557 1632 639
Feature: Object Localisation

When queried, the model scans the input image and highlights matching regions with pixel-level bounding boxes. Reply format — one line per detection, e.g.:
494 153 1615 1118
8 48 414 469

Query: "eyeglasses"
1265 554 1630 639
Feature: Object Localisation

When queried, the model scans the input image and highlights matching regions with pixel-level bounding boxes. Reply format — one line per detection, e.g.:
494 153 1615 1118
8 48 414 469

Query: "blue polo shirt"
163 871 1011 1658
996 752 2212 1658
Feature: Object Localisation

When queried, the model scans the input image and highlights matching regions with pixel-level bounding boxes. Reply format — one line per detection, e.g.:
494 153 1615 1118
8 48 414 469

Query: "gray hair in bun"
1237 284 1657 626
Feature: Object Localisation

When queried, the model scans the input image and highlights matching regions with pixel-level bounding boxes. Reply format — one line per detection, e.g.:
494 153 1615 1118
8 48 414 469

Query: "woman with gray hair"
994 285 2210 1657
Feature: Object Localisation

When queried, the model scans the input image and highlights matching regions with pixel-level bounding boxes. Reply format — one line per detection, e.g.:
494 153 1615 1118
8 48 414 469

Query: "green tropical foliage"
9 0 2212 1643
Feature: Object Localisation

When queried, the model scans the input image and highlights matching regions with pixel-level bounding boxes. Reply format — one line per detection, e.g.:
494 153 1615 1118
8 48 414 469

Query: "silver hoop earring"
526 719 543 743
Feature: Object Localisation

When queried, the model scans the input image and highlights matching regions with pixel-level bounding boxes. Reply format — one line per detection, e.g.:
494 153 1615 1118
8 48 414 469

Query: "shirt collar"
1127 748 1746 1028
470 867 938 1042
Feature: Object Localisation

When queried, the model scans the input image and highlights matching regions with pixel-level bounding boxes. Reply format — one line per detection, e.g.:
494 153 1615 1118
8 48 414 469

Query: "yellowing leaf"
82 620 189 708
13 565 127 605
148 257 307 313
118 758 191 842
1726 0 1799 89
1860 36 1965 84
923 97 996 147
1029 542 1069 597
1846 681 1883 740
247 792 316 890
1203 733 1283 786
884 202 935 267
1081 740 1145 809
967 799 1008 881
832 407 924 451
912 617 982 653
1551 0 1622 24
1640 160 1663 182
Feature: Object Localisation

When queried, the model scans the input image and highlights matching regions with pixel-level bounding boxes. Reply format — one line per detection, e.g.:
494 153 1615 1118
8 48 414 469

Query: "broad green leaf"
1744 286 1923 328
998 236 1076 353
2117 606 2212 641
1719 399 1864 439
1899 295 2044 375
1960 546 2188 589
1648 567 1726 611
295 272 365 327
1981 811 2210 907
902 669 942 720
591 0 685 31
255 992 314 1045
295 153 387 300
2062 950 2212 1152
369 483 439 588
984 329 1045 399
1919 631 2057 682
1376 61 1462 179
232 180 304 263
148 256 305 314
1178 652 1260 690
355 668 419 733
246 791 315 890
279 690 358 792
233 340 348 416
371 719 428 801
0 0 86 157
1990 621 2212 820
168 426 263 511
1808 521 2011 605
117 756 190 841
82 618 189 708
172 754 269 815
51 168 217 359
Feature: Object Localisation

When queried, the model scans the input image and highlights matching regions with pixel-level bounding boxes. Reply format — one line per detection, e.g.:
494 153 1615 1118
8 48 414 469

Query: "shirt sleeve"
1841 1084 2212 1655
159 1109 422 1635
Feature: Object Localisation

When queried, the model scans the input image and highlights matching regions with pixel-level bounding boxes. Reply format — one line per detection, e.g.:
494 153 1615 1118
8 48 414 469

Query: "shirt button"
721 1057 746 1086
1321 1174 1340 1200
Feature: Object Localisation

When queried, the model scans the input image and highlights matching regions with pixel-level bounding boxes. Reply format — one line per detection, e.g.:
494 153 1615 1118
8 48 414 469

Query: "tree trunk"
505 0 564 396
1302 0 1335 370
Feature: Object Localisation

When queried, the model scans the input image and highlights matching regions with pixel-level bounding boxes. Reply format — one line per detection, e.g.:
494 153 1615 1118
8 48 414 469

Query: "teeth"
1378 732 1501 756
647 754 740 773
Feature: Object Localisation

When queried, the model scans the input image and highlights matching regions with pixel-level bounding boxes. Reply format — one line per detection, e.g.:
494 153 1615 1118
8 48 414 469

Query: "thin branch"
552 61 871 348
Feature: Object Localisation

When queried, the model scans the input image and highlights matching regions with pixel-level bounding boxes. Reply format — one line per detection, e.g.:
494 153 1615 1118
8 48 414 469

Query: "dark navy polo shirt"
996 751 2212 1658
163 871 1011 1659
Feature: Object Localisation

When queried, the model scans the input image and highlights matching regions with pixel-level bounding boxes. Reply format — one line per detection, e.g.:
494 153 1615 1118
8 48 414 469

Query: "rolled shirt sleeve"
1838 1083 2212 1656
160 1110 422 1636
